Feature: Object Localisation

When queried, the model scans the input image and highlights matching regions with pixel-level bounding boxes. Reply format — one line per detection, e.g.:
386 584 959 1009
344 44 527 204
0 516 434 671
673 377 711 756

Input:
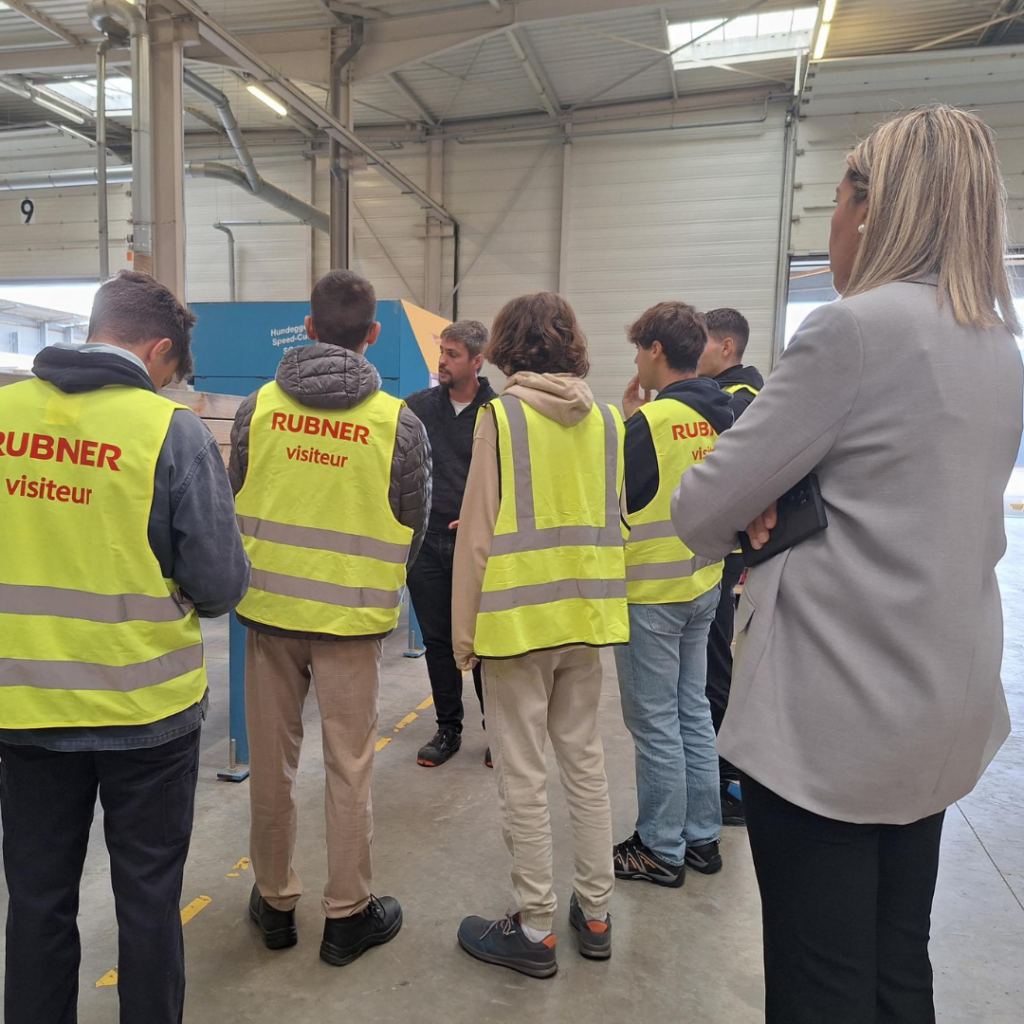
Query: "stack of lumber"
0 370 242 467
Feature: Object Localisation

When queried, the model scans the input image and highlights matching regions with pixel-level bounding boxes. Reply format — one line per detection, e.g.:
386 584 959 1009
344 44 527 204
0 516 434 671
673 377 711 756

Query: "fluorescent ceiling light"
812 20 831 60
822 0 839 22
32 95 85 125
246 84 287 117
668 7 818 70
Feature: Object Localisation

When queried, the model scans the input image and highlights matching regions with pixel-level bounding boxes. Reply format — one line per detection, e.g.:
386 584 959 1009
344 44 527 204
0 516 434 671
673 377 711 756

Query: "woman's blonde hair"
845 105 1020 334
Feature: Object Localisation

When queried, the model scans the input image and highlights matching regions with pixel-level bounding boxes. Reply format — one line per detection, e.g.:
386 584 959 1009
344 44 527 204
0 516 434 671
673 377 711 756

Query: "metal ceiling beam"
0 44 129 75
659 6 678 100
163 0 454 225
1 1 85 47
911 8 1024 50
387 71 437 126
505 27 560 119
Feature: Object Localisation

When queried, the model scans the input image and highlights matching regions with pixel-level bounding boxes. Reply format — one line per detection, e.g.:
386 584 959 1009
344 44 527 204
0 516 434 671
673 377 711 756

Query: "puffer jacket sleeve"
228 392 258 495
390 405 432 564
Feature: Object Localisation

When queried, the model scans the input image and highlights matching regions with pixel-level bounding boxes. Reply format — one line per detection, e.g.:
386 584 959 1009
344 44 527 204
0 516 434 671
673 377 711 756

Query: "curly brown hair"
485 292 590 378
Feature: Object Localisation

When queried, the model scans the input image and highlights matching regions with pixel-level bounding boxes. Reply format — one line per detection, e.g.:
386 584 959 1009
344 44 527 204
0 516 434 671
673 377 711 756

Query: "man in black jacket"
697 308 765 826
405 321 496 768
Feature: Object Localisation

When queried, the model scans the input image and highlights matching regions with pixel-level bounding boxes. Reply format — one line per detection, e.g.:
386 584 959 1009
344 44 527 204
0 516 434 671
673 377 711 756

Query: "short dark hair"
440 319 487 358
704 308 750 359
486 292 589 378
627 301 707 373
88 270 197 380
309 270 376 350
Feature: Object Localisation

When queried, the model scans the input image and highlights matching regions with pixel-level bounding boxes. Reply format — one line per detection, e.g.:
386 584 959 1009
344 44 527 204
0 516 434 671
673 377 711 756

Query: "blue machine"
190 300 444 780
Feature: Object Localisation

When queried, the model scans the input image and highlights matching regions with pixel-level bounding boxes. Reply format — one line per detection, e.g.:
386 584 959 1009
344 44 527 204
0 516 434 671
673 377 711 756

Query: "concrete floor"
2 525 1024 1022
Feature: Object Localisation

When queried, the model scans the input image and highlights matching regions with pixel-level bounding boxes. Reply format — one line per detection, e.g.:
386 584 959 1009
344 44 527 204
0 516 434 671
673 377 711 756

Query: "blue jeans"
615 587 722 865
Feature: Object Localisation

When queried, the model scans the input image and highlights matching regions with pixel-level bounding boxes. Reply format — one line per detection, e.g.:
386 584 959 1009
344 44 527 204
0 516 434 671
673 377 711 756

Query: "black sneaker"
613 832 685 888
484 747 493 769
458 911 557 979
248 884 298 950
568 892 611 960
721 781 746 827
319 895 403 966
417 727 462 767
684 839 724 875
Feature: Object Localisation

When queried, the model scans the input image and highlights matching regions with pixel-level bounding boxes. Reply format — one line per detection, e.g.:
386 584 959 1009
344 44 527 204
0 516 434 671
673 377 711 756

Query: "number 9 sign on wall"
21 198 35 224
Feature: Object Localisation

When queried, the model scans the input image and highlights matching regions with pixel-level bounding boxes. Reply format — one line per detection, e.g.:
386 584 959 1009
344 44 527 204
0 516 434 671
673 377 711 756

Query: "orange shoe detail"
585 920 609 934
542 935 557 949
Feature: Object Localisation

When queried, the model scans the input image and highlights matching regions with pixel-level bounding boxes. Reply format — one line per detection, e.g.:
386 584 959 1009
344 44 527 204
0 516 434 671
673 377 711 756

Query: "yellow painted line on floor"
416 695 434 710
226 872 240 878
394 712 418 731
232 857 250 871
96 896 212 988
375 736 393 752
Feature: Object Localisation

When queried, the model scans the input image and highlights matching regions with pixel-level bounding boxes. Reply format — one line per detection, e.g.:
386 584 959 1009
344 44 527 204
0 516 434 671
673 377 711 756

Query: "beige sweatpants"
245 629 382 920
483 645 614 933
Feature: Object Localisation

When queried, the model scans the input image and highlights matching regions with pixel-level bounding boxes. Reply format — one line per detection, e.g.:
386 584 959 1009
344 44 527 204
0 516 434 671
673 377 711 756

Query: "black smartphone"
739 473 827 568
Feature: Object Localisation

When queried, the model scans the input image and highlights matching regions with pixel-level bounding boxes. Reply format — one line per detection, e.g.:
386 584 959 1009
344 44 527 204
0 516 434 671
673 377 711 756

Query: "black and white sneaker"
417 727 462 767
613 831 685 888
684 839 724 875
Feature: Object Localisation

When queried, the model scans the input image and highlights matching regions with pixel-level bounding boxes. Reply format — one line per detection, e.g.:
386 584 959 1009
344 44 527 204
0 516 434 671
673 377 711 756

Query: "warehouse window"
668 7 818 69
47 76 132 114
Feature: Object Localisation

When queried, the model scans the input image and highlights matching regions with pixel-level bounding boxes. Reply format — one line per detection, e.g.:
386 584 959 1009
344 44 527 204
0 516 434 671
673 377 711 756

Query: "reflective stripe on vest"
624 401 724 605
0 378 207 729
473 395 628 659
234 383 412 636
724 383 760 397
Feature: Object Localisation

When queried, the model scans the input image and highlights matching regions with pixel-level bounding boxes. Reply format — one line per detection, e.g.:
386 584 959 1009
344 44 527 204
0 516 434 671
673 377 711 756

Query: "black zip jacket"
711 363 764 420
405 377 496 533
624 378 734 515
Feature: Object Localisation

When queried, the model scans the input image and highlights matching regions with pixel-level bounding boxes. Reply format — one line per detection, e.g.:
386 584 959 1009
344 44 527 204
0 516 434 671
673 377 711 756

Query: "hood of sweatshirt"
502 371 594 427
275 342 380 410
32 341 155 394
713 363 765 392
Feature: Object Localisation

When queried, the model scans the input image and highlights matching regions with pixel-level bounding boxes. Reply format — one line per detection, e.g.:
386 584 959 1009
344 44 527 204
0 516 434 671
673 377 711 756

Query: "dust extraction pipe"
212 223 235 301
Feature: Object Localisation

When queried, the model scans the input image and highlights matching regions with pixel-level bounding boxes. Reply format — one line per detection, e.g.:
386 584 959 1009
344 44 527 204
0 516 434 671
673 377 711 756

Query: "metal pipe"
183 69 262 194
0 167 134 189
96 40 110 280
330 19 364 270
87 0 152 270
212 224 235 301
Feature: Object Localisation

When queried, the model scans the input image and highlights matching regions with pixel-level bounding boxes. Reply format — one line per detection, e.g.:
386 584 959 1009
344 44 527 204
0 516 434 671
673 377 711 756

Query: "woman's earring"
857 223 866 234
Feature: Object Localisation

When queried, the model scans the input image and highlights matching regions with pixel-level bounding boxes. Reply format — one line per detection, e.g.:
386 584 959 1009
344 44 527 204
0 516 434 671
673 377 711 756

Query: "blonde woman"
673 106 1023 1023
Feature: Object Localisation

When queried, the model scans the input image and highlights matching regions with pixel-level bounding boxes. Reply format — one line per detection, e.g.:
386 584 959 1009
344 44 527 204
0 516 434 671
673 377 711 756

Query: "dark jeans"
407 529 483 732
0 730 201 1024
742 774 945 1024
706 553 743 783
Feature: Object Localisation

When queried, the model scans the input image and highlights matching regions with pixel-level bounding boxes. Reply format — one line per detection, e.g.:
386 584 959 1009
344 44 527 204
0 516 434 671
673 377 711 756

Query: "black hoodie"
711 363 764 420
624 377 734 515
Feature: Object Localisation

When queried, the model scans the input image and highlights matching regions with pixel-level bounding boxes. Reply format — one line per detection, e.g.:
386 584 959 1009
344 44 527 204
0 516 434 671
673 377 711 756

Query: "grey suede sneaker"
568 892 611 960
457 911 557 979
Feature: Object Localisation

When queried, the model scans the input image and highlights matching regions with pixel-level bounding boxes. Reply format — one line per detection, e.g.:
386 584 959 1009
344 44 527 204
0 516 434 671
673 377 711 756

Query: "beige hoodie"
451 372 596 670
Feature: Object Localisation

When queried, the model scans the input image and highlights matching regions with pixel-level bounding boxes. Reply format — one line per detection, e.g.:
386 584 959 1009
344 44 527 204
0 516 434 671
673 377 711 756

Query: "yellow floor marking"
394 712 417 731
232 857 250 871
96 897 211 988
416 695 434 710
375 736 393 752
226 872 240 878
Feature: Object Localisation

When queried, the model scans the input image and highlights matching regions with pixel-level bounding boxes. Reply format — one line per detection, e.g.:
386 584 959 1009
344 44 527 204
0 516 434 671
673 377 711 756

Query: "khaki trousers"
483 646 614 933
245 629 381 919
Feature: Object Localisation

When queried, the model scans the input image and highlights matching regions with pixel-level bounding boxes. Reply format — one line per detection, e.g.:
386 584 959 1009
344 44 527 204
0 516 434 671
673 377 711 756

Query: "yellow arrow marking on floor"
96 897 212 988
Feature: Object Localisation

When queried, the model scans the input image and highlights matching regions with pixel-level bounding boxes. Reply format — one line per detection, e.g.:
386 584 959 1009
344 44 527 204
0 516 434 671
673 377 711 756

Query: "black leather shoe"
248 885 298 950
320 895 403 966
417 727 462 767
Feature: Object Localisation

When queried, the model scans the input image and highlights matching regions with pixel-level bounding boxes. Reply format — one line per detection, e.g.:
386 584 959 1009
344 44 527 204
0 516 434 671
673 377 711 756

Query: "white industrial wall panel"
565 107 788 404
443 141 563 327
185 153 317 304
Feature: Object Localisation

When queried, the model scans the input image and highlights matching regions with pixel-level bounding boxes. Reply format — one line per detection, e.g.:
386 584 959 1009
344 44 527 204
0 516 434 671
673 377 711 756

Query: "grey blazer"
673 280 1023 824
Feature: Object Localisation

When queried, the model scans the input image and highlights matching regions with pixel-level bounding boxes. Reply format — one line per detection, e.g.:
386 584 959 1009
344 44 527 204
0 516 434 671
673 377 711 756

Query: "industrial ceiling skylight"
668 7 818 70
47 77 133 115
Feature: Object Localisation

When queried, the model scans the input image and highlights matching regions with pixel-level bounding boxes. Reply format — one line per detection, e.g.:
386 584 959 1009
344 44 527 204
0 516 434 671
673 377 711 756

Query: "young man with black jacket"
405 321 496 767
0 271 249 1024
696 308 765 827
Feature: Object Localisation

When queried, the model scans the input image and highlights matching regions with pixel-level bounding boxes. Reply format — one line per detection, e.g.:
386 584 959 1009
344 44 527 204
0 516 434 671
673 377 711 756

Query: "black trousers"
706 553 743 782
742 774 945 1024
407 530 483 732
0 730 201 1024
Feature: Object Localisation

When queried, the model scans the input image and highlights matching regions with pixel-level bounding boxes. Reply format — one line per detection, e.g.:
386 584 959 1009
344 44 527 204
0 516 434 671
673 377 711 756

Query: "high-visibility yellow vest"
473 395 628 659
235 382 412 636
624 400 724 605
0 378 206 729
723 383 761 398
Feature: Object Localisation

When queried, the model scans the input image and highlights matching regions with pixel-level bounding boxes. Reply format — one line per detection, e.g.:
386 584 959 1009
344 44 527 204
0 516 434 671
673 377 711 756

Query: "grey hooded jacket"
229 343 432 642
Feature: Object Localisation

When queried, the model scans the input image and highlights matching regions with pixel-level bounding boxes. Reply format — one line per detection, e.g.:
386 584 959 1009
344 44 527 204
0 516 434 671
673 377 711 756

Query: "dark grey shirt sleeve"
149 409 250 617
